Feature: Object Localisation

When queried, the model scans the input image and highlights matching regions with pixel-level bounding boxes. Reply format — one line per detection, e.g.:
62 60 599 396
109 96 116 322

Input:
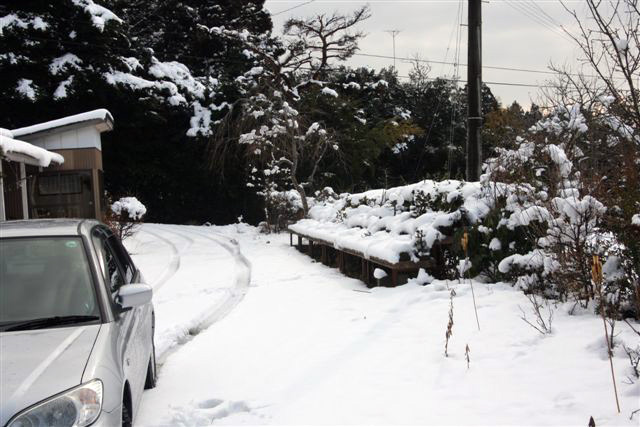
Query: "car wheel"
144 335 157 389
122 400 132 427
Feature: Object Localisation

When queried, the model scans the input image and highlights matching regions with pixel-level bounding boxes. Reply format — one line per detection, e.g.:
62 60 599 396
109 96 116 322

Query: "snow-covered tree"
210 6 421 219
1 0 276 225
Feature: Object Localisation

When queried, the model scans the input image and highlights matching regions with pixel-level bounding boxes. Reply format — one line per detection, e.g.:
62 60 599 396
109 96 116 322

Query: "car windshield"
0 237 100 329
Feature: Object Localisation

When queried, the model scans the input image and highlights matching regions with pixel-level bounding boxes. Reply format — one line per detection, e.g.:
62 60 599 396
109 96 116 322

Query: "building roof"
0 129 65 167
11 109 114 139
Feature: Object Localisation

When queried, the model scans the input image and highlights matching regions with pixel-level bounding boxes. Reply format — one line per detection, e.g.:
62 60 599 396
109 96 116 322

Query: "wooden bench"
288 228 438 287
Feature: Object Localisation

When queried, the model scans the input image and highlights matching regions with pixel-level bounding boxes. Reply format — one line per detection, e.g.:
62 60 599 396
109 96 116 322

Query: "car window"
108 236 136 283
92 229 125 292
0 237 100 325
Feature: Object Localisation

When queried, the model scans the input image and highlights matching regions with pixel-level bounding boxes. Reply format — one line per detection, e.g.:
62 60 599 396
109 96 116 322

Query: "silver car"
0 219 156 427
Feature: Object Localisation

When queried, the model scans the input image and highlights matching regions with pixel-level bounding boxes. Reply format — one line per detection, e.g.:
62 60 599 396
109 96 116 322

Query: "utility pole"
466 0 482 181
385 30 401 69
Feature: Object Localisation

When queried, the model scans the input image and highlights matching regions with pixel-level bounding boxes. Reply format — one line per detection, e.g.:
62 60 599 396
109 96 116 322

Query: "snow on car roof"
0 219 99 238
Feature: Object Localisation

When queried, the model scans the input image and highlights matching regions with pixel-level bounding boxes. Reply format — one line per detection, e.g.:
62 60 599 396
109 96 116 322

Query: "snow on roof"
289 180 490 264
0 130 64 167
11 109 114 138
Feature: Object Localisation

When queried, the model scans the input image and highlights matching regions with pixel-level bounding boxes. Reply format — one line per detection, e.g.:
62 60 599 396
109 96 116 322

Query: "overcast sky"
264 0 589 108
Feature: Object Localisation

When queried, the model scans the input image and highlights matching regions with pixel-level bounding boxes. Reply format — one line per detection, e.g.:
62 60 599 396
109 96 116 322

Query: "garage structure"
1 109 113 221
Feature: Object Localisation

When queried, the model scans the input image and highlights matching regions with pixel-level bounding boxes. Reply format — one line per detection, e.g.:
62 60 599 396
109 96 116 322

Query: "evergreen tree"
1 0 273 224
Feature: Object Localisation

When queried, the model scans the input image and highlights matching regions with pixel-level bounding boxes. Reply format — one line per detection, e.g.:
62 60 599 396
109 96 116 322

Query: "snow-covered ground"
127 224 639 426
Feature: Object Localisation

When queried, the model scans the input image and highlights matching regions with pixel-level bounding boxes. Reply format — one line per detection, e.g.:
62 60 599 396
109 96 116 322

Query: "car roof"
0 219 101 238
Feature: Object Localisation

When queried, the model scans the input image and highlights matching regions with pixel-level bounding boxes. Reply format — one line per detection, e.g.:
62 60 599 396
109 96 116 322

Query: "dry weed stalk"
461 232 480 331
444 289 455 357
623 320 640 380
519 293 554 335
593 255 621 413
465 344 471 369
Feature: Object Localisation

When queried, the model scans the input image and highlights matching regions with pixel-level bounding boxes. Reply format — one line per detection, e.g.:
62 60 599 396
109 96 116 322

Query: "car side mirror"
117 284 152 309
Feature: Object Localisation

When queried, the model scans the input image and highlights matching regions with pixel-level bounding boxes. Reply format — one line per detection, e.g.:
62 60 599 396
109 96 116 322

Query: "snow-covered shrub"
481 108 601 301
290 180 491 272
105 196 147 240
248 161 303 233
452 202 539 284
482 104 639 316
261 190 305 233
314 187 339 203
411 187 464 217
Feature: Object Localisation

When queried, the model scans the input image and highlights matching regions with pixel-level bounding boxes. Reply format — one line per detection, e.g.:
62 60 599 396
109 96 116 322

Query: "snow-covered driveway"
124 224 250 361
129 224 639 426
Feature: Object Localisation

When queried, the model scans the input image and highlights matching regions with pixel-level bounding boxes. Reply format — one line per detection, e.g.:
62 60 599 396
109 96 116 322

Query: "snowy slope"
131 224 639 426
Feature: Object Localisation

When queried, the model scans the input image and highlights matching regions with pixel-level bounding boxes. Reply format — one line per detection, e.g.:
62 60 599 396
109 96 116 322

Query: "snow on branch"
71 0 122 32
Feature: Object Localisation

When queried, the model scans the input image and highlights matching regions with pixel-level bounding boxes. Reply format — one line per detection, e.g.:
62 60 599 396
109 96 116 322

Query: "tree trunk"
291 173 309 215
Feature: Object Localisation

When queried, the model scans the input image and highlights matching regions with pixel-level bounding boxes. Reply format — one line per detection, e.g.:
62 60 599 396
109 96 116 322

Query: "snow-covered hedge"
290 103 640 318
290 180 491 264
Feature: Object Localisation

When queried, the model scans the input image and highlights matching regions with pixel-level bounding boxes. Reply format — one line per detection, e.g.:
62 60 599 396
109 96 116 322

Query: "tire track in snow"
147 224 251 364
139 225 194 291
161 224 252 329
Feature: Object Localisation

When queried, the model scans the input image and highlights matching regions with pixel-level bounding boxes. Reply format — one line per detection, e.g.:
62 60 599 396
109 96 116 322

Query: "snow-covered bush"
287 101 638 319
248 162 307 233
261 190 306 233
290 180 491 269
481 104 639 317
106 196 147 240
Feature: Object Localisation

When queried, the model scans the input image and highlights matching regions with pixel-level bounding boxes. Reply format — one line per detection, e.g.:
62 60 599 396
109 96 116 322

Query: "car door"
91 228 150 410
106 233 152 402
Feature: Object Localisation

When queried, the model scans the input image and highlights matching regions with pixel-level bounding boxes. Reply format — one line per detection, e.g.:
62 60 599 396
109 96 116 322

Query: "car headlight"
8 379 103 427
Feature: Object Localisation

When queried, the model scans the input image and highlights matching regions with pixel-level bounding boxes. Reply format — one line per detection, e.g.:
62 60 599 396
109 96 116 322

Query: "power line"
447 0 465 178
397 74 554 88
525 0 564 27
503 0 573 43
355 52 558 75
352 51 626 80
414 0 463 180
272 0 316 16
21 34 560 89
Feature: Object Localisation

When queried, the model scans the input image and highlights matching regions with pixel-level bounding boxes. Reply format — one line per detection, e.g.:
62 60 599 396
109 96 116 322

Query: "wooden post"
321 245 327 265
391 269 398 287
338 251 344 273
297 235 302 250
289 232 293 246
20 162 28 219
0 160 5 221
466 0 483 181
308 240 313 257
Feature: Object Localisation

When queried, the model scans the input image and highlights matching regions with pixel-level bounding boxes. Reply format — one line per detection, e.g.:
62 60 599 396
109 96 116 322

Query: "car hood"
0 324 101 426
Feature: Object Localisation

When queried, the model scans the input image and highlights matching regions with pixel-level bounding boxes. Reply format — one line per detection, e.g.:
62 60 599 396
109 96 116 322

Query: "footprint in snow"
198 399 224 409
553 392 576 409
170 399 252 426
